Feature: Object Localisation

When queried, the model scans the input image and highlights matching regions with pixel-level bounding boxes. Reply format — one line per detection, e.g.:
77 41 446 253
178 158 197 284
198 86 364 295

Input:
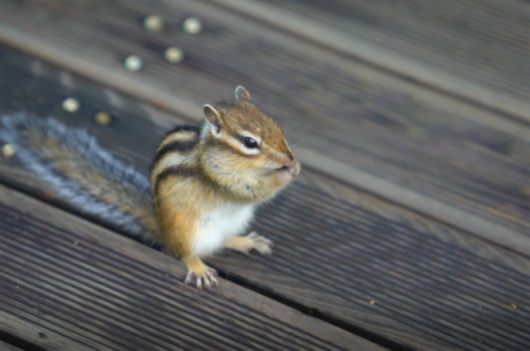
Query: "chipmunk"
0 86 300 290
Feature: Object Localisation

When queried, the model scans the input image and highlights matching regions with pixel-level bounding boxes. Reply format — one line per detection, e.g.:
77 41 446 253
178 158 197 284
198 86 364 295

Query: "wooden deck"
0 1 529 350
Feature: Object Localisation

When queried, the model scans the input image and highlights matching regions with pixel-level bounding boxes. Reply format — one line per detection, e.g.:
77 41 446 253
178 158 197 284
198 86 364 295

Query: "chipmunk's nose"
284 160 301 177
277 160 301 184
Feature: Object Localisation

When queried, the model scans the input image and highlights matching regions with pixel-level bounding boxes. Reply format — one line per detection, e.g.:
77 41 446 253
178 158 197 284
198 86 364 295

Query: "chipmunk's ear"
235 85 251 102
203 104 223 136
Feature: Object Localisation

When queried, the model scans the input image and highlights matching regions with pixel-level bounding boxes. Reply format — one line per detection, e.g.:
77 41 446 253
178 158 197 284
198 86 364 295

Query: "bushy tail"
0 113 158 242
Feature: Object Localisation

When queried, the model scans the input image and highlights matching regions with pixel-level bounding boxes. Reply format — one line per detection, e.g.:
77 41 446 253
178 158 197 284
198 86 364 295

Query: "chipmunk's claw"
185 267 218 290
245 232 273 255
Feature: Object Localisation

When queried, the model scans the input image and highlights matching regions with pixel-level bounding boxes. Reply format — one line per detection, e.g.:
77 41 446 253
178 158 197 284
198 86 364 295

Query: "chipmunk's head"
200 86 300 202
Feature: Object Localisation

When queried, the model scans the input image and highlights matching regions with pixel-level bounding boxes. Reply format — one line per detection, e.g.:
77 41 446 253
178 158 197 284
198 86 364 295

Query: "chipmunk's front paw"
246 232 273 255
185 266 218 290
224 231 273 256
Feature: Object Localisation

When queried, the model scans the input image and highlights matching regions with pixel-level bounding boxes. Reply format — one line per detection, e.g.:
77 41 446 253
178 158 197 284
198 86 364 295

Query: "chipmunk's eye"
243 137 259 149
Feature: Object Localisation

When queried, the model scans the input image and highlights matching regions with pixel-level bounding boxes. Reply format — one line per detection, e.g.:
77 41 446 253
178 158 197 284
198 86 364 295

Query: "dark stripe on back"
154 165 197 194
165 125 201 136
150 125 200 171
152 140 197 166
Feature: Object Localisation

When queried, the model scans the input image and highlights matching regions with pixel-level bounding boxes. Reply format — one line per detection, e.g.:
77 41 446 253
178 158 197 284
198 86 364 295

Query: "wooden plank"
0 309 89 351
0 340 23 351
1 0 530 256
1 45 530 351
0 184 383 351
208 0 530 123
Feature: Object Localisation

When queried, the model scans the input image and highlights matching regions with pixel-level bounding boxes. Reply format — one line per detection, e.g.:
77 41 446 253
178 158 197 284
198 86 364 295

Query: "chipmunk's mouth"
274 161 301 184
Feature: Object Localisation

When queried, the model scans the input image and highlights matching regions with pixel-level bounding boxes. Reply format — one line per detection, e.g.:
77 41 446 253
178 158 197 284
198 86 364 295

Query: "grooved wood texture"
211 0 530 121
1 45 530 351
0 185 380 351
1 0 530 255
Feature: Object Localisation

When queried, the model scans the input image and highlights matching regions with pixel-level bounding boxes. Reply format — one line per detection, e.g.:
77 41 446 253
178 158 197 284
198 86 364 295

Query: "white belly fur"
193 203 256 257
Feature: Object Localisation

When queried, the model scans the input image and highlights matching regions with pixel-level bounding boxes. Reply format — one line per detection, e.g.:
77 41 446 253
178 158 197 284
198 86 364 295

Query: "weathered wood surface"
0 184 382 351
2 46 530 351
1 0 530 256
0 340 23 351
210 0 530 122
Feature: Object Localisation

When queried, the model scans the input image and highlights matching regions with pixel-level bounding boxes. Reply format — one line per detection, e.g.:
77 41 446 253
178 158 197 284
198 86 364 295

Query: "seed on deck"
95 111 112 126
164 47 185 63
183 17 202 34
2 144 15 159
124 55 143 71
144 15 164 32
62 97 80 112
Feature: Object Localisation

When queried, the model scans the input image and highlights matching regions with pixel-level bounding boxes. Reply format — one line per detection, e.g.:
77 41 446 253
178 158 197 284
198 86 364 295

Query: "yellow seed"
124 55 143 71
164 47 184 64
62 97 80 113
369 300 375 305
182 17 202 34
2 144 15 159
144 15 164 32
95 111 112 126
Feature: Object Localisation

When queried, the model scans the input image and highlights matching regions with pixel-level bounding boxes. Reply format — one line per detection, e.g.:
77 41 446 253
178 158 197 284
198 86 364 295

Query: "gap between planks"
0 339 24 351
